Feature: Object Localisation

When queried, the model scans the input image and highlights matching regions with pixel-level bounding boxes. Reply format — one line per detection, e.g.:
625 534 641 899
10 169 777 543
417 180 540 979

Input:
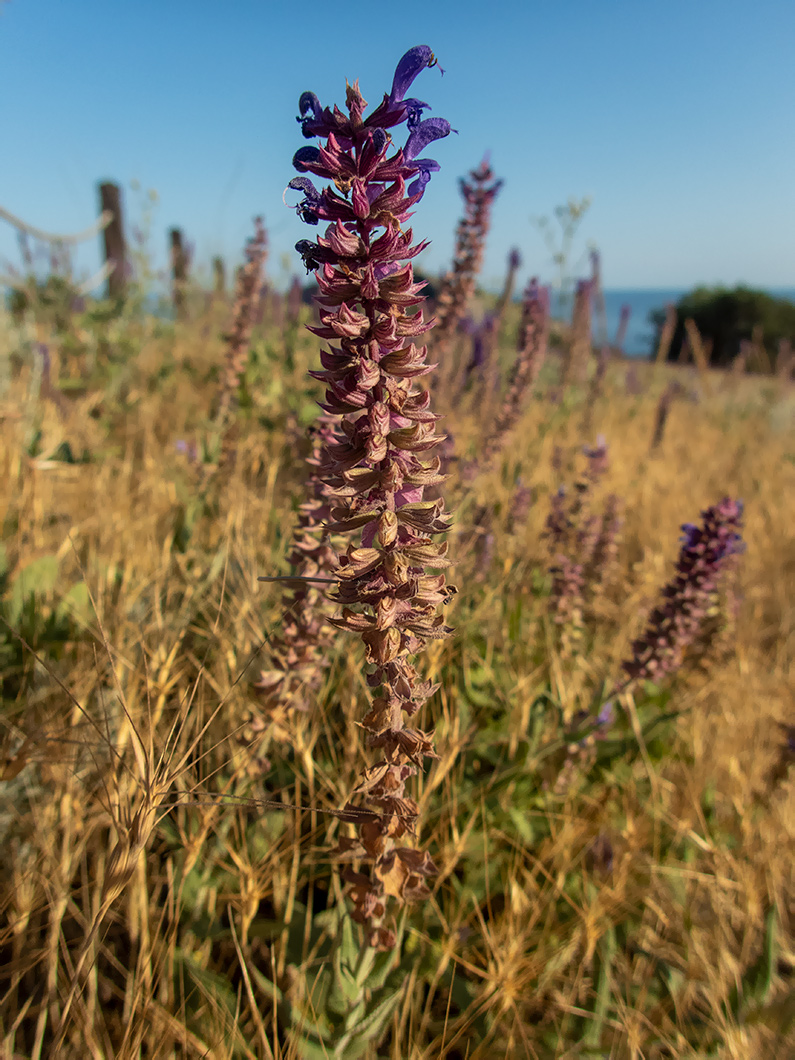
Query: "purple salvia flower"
479 278 550 467
508 476 534 532
582 492 622 593
619 498 745 687
433 156 503 366
582 435 609 482
253 416 340 722
217 218 268 470
463 312 497 380
543 441 621 651
287 47 452 951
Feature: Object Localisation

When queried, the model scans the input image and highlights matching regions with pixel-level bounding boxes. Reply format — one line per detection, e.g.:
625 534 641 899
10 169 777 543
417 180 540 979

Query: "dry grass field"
0 279 794 1059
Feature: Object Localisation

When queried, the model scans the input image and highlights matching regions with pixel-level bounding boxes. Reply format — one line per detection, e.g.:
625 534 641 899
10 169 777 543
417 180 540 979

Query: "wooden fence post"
98 181 127 300
212 256 226 296
170 227 188 318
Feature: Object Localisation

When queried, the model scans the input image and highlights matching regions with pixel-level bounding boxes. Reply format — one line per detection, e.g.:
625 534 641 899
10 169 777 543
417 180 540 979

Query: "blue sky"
1 0 794 294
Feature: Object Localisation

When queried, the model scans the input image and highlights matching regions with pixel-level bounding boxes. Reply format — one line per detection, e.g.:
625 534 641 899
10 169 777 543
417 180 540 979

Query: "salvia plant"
618 497 745 688
432 155 503 364
480 278 550 466
461 310 497 388
253 416 339 730
216 216 268 468
543 436 621 656
550 498 743 796
286 45 455 949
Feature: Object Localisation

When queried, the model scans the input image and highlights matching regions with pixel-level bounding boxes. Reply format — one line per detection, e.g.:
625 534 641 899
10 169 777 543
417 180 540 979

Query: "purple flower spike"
621 497 745 686
287 45 452 952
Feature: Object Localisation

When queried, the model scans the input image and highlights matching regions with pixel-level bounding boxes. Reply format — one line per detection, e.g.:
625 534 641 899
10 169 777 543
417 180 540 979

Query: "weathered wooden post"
212 255 226 297
170 227 188 318
98 181 127 300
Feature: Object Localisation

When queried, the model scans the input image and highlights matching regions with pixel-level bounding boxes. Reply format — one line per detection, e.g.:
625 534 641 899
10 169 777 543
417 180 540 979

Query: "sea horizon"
559 286 795 357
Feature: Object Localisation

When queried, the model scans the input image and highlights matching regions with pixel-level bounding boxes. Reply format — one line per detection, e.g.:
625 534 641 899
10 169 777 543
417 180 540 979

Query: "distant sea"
138 284 795 359
571 287 795 358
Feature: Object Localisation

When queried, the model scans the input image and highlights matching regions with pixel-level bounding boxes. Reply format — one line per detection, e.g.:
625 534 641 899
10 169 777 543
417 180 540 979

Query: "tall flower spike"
217 217 268 470
433 156 503 381
479 278 550 466
286 47 453 951
619 498 744 688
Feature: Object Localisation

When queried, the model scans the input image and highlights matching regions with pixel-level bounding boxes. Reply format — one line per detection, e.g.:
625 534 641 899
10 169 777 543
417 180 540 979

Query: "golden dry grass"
0 293 793 1059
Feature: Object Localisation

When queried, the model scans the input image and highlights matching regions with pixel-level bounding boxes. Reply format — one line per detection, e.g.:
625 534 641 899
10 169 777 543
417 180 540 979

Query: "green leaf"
583 927 616 1048
332 988 403 1057
339 910 358 970
7 554 59 624
329 952 358 1013
56 581 92 625
508 806 535 844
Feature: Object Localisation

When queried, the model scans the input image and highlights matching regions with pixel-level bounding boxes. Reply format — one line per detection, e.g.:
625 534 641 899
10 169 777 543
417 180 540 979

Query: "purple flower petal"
293 146 321 172
404 118 451 162
407 159 440 199
286 177 322 225
390 46 436 102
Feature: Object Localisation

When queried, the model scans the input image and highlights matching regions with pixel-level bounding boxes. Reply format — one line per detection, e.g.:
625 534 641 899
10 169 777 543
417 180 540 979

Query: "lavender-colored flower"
543 441 621 650
620 498 744 686
433 156 503 361
253 416 340 723
582 435 609 482
479 279 550 466
286 46 453 950
216 218 268 469
463 312 497 378
508 476 534 532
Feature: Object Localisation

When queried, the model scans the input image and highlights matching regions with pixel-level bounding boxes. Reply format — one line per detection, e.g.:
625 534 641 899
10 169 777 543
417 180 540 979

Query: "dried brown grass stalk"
561 279 593 388
684 317 713 395
654 302 677 366
650 379 684 451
